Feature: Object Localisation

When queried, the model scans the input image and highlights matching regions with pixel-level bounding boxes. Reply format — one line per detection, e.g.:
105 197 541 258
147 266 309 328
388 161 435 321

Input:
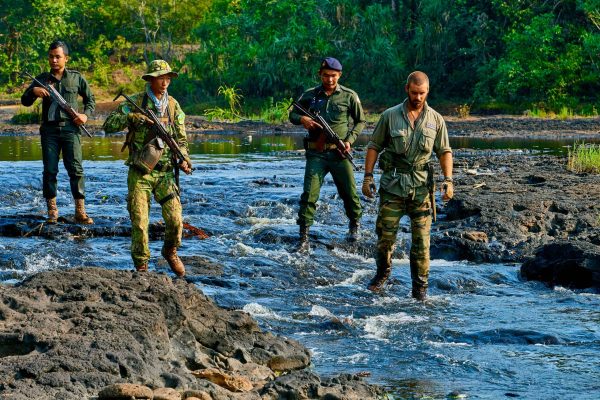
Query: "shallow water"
0 135 599 399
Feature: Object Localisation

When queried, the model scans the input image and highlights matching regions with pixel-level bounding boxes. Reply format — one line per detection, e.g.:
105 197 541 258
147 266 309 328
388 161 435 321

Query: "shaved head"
406 71 429 88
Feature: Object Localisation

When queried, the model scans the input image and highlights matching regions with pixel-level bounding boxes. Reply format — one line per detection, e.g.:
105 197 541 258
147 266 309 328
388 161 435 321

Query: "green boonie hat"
142 59 179 81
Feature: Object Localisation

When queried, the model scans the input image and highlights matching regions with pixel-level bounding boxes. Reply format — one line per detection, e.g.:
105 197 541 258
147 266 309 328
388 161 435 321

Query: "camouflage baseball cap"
141 59 179 81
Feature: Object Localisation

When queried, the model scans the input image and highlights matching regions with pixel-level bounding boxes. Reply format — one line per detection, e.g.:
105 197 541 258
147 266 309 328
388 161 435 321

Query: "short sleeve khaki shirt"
368 99 451 197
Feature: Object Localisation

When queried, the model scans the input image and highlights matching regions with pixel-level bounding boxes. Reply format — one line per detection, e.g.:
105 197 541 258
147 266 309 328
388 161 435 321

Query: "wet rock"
520 241 600 288
432 154 600 262
260 370 383 400
98 383 153 399
0 268 379 399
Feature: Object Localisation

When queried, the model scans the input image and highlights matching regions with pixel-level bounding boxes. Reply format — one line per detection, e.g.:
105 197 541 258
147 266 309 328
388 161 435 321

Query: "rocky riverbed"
0 267 382 399
0 112 599 398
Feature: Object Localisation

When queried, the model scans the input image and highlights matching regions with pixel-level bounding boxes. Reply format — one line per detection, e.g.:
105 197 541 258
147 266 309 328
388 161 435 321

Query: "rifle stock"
292 100 358 169
21 71 92 137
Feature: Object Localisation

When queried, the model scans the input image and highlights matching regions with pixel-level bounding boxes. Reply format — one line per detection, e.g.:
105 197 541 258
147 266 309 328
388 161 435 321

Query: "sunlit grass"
11 105 41 124
567 142 600 174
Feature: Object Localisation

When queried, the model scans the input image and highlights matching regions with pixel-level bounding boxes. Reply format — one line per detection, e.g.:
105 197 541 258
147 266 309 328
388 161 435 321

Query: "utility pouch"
132 136 165 174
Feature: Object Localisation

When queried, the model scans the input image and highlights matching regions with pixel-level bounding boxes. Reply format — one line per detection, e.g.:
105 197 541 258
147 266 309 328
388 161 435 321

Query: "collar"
318 84 340 96
401 99 429 117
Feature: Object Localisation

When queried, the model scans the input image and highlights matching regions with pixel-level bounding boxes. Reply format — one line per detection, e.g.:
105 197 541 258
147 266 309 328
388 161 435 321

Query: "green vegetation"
1 0 598 115
567 142 600 174
11 105 41 124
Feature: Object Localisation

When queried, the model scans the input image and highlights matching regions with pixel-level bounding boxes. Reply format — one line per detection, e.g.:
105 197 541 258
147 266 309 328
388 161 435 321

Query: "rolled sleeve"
433 116 452 157
367 112 389 152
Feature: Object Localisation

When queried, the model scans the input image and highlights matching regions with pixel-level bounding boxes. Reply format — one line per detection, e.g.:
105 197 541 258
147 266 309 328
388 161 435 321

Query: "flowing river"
0 133 598 399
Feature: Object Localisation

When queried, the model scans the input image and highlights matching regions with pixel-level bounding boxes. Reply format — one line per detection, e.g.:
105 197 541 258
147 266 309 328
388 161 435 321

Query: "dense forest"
1 0 599 114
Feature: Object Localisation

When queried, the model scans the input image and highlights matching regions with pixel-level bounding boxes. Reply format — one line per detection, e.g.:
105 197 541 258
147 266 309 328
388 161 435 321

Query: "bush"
11 104 41 124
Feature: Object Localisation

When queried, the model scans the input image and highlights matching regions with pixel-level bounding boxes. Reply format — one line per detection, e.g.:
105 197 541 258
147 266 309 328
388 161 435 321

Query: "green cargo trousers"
297 150 362 227
375 188 432 288
127 167 183 267
40 125 85 199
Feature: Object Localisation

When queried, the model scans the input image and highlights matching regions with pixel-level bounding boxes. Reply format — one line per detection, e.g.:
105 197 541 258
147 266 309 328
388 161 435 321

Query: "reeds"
567 142 600 174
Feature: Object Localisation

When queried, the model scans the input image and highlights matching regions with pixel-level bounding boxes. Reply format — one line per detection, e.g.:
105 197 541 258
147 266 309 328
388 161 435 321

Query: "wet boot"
161 246 185 277
367 259 391 292
46 198 58 224
297 225 310 253
347 220 360 242
135 263 148 272
411 283 427 301
74 199 94 224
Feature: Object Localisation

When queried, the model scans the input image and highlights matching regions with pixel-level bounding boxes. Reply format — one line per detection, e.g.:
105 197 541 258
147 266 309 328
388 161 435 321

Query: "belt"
307 142 338 151
383 163 429 174
154 161 172 172
44 121 69 127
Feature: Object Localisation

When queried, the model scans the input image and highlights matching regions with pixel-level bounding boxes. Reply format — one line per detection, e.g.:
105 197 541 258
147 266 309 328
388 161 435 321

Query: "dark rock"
0 268 381 399
520 241 600 288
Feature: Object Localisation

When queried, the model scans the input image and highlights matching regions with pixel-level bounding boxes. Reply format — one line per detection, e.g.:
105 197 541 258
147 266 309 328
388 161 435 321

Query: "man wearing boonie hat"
103 59 192 277
289 57 366 252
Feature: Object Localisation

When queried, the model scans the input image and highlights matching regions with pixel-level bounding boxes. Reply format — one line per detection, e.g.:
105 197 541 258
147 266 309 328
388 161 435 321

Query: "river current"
0 134 598 399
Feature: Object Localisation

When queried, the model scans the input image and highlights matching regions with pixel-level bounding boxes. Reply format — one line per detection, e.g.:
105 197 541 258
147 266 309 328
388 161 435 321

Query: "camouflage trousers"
127 167 182 266
375 188 432 288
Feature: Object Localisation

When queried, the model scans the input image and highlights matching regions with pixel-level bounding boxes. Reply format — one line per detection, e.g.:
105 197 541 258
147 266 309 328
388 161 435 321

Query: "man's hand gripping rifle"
113 90 191 176
292 100 357 169
21 71 92 137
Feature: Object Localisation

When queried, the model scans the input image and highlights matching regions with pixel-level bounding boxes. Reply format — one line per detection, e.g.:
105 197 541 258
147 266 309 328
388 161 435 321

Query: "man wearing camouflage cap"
289 57 366 251
103 59 192 276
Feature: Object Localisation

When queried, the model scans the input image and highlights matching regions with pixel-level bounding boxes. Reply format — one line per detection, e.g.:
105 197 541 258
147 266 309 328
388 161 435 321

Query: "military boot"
161 246 185 277
46 198 58 224
74 199 94 224
367 261 391 292
297 225 310 253
347 220 360 242
411 283 427 301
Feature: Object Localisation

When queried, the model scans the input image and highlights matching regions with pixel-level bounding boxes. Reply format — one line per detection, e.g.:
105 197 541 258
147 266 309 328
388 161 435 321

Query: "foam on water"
363 312 429 341
242 302 289 321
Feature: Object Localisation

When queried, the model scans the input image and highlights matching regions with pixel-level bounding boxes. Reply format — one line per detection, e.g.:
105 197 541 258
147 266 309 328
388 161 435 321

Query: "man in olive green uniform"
103 60 192 276
362 71 454 300
289 57 366 251
21 40 95 224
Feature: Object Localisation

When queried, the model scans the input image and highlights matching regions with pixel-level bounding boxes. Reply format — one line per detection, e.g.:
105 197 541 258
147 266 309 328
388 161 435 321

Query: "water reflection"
0 133 598 161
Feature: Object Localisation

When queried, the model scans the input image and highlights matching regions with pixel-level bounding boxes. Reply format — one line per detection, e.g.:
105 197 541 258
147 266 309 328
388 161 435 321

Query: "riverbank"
1 101 599 137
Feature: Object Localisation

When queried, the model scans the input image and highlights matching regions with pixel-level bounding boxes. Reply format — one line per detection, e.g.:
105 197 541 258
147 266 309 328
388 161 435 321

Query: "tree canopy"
1 0 598 113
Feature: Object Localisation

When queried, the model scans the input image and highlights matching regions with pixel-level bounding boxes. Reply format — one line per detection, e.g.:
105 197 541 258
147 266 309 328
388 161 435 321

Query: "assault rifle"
292 100 357 169
113 90 191 180
21 71 92 137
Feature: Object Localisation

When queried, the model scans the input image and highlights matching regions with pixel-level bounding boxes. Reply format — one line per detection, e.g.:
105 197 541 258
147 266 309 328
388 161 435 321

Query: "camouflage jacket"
103 92 189 167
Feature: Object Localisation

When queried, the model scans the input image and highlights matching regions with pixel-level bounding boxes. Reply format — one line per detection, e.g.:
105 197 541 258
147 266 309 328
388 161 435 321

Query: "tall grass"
204 85 244 121
11 104 41 124
567 142 600 174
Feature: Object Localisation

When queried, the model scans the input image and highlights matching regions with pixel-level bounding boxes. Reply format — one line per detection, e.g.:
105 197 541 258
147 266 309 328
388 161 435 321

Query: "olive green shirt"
289 84 366 144
102 92 189 167
368 99 452 197
21 69 95 127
